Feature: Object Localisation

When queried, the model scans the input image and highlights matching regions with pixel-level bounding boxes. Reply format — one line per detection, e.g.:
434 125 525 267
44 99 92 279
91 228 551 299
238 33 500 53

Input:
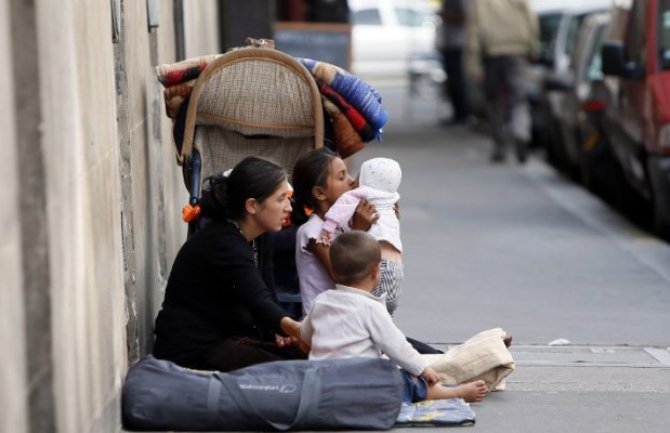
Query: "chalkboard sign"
274 22 352 71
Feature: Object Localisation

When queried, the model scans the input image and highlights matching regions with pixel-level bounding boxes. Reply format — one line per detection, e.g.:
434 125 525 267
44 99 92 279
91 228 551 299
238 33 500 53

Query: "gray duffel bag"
122 355 403 431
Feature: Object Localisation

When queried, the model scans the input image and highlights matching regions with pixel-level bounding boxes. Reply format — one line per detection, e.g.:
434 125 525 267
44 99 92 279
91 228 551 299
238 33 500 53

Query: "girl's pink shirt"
295 213 337 315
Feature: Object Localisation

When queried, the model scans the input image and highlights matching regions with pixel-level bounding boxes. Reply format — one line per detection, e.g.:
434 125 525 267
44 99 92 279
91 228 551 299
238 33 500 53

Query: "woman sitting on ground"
152 156 307 372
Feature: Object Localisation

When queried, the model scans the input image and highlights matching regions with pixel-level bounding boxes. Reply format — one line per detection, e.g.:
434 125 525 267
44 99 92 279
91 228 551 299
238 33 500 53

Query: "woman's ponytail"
200 157 286 223
199 172 230 221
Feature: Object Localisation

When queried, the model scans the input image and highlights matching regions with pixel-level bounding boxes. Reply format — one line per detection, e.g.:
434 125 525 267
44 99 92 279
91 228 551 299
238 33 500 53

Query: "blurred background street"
4 1 670 432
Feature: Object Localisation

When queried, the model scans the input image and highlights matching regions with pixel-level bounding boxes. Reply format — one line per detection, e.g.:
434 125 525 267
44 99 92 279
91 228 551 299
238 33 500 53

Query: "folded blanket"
156 53 384 165
162 80 196 119
156 54 220 86
317 78 376 142
322 99 365 158
299 58 388 139
421 328 515 392
156 54 221 119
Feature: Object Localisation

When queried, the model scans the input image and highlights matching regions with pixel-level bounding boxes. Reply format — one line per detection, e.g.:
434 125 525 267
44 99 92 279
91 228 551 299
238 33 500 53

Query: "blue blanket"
299 58 388 140
396 399 476 427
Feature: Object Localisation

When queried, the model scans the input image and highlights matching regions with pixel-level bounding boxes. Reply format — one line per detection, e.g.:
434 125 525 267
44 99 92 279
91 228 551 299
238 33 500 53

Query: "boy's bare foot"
503 333 513 347
456 380 488 403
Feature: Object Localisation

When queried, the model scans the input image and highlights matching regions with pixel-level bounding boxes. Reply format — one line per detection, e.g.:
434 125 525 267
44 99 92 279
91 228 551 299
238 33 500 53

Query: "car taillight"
581 99 606 112
660 124 670 148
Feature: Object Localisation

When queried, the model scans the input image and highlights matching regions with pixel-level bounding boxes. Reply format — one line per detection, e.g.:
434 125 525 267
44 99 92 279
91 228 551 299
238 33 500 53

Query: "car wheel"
652 186 670 242
653 204 670 241
647 155 670 241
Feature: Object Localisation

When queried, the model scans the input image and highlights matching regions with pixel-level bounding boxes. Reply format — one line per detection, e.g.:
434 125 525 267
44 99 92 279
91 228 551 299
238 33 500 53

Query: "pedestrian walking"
467 0 539 163
437 0 469 125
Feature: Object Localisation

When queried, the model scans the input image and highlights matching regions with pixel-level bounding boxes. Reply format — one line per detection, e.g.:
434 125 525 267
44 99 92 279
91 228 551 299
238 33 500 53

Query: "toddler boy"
300 231 487 403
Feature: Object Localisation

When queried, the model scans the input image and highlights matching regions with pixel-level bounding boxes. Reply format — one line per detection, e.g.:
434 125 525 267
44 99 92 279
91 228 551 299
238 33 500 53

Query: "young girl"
319 157 403 315
291 148 378 315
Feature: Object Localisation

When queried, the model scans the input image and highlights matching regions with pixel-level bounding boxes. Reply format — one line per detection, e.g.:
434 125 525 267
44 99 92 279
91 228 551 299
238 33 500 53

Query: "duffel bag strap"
206 374 222 420
211 367 321 431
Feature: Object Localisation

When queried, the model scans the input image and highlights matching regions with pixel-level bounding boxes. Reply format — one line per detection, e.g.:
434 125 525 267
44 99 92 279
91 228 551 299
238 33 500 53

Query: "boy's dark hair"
291 147 338 225
329 231 381 285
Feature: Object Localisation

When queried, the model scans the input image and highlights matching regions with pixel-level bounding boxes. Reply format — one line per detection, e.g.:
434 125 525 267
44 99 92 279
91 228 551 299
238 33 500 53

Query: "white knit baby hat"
359 157 402 193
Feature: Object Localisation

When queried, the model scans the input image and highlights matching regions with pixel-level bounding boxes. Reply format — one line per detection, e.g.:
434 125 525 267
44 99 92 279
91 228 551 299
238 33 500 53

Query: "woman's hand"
275 333 296 348
350 199 379 231
279 317 311 354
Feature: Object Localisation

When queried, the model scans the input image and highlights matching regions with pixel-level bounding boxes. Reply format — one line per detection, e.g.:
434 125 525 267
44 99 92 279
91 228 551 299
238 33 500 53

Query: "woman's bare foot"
455 380 488 403
503 333 513 347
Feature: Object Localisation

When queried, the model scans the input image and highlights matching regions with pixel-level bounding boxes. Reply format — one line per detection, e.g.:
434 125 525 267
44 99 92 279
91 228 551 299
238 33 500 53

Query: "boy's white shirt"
300 284 426 375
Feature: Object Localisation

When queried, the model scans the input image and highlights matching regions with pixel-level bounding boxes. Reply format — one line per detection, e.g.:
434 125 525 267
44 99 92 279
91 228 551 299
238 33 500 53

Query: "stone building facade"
0 1 224 432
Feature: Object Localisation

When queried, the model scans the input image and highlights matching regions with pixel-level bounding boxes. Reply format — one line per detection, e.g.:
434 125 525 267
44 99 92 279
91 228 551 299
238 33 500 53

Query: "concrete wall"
35 0 126 431
117 0 167 365
0 0 29 431
115 0 221 364
1 0 220 432
184 0 221 57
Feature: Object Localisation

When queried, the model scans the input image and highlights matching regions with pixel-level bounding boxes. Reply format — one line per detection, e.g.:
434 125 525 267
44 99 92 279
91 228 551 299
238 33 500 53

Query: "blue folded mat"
396 399 476 427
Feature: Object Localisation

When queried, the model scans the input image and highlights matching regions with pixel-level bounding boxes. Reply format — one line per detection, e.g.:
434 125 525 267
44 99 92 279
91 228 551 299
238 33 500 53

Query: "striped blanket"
155 53 387 160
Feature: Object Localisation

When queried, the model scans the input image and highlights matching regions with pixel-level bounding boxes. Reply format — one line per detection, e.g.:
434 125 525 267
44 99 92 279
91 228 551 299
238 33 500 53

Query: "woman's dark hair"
291 147 338 225
200 156 287 221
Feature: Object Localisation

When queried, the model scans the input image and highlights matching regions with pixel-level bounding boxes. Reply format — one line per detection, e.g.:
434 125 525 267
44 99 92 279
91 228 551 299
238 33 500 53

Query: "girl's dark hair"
291 147 338 225
200 156 287 221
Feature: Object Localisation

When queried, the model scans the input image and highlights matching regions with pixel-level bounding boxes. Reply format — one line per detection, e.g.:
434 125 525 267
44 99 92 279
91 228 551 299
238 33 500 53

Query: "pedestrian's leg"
440 49 451 100
484 58 507 161
444 48 468 123
449 47 468 121
503 56 531 162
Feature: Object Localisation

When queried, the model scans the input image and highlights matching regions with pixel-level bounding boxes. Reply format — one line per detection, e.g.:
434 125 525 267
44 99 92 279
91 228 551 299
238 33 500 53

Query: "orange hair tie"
182 203 201 223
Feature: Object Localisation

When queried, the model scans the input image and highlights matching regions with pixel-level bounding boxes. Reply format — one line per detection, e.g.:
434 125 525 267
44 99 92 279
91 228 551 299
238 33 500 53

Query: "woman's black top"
152 221 287 369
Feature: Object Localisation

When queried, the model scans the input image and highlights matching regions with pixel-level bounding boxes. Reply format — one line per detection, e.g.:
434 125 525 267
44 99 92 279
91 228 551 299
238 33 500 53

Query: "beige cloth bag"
421 328 515 391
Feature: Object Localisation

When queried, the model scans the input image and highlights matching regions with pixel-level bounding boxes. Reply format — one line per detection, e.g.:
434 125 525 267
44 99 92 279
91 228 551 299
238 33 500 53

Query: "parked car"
349 0 440 80
526 0 566 145
601 0 670 239
538 2 612 168
546 12 611 175
545 11 631 207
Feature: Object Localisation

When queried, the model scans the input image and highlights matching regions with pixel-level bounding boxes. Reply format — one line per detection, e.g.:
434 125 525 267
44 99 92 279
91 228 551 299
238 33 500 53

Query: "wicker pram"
183 48 323 180
159 42 324 220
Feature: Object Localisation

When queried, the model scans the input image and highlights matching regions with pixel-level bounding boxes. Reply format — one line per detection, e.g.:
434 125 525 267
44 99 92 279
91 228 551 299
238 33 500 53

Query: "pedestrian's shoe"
490 148 506 163
439 116 467 127
514 138 529 164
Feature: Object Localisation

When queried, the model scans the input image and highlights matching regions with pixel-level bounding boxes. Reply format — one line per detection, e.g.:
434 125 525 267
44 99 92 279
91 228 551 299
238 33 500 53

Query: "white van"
349 0 440 79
